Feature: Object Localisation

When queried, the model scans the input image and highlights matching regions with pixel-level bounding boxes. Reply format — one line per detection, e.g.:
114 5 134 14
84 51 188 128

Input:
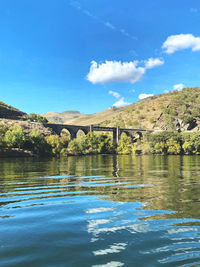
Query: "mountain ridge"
42 87 200 132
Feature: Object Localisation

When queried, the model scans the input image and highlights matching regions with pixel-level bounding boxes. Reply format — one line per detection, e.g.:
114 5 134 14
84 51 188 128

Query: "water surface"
0 155 200 266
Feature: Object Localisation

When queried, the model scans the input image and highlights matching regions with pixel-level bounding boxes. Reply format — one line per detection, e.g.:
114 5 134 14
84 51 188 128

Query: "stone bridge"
43 123 153 144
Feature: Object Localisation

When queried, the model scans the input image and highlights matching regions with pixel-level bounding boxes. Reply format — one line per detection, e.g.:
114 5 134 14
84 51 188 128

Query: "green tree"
117 132 133 154
29 129 51 154
28 113 48 123
45 135 63 155
0 123 8 148
182 132 200 154
4 125 27 149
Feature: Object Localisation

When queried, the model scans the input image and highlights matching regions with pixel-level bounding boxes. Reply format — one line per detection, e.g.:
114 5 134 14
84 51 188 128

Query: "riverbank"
1 121 200 157
0 148 35 158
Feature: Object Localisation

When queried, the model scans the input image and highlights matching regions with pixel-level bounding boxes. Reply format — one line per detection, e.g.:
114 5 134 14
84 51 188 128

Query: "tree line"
1 122 200 156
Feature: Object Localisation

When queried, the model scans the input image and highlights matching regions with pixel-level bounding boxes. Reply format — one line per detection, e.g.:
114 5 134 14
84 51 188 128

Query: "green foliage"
102 120 111 126
132 120 140 127
149 131 182 154
0 123 8 148
28 113 48 123
29 130 51 154
67 132 114 155
117 132 133 154
166 138 181 154
45 135 63 155
182 132 200 154
179 114 193 124
4 125 27 149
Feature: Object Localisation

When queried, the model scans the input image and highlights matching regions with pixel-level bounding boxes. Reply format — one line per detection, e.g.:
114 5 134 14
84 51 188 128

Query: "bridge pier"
90 124 94 132
113 127 120 145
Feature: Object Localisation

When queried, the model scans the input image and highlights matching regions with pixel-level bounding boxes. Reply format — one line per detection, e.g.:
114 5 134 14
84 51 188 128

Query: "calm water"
0 155 200 267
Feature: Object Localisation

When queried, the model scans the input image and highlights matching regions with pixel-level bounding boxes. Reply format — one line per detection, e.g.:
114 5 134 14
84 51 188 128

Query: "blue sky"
0 0 200 114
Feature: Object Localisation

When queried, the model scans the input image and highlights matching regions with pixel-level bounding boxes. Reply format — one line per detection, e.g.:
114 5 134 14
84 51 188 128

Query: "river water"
0 155 200 267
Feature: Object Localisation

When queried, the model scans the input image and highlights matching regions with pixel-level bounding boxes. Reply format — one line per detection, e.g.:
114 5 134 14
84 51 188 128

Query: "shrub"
117 132 133 154
132 121 140 127
29 130 51 154
149 131 181 154
139 115 145 120
182 132 200 154
0 123 8 148
67 133 114 155
28 113 48 123
45 135 63 155
179 114 193 124
4 125 27 149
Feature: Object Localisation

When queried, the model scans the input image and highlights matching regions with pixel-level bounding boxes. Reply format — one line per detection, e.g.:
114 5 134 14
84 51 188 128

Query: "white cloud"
138 93 154 100
87 60 145 84
87 58 163 84
113 97 130 107
173 83 184 91
162 34 200 54
145 58 164 69
109 90 120 99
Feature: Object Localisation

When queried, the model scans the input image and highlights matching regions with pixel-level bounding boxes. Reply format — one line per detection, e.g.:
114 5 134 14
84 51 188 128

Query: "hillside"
0 101 26 120
42 110 85 124
42 87 200 131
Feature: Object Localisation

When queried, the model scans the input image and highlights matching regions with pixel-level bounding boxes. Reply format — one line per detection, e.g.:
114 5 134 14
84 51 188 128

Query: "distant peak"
61 110 81 114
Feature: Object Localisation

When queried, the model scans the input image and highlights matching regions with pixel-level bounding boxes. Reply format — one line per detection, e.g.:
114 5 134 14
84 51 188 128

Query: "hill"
42 110 85 124
42 87 200 132
0 101 26 120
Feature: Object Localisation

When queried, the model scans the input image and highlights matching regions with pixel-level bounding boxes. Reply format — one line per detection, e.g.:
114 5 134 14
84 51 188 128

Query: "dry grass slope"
43 87 200 131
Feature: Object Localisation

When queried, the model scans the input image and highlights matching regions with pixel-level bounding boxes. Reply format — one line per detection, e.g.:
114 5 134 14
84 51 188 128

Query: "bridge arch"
61 128 71 138
135 131 143 139
77 129 87 138
60 127 77 140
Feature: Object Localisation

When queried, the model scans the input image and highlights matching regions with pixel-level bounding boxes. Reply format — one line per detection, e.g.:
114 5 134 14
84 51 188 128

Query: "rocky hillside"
0 101 26 120
42 87 200 131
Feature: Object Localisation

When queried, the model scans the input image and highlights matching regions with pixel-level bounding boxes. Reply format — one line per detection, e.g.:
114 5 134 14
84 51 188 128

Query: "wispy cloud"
104 22 116 30
69 0 136 40
109 91 130 107
109 90 120 99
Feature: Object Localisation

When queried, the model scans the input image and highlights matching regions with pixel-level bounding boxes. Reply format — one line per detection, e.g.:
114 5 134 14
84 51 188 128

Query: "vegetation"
1 121 200 157
0 101 26 120
149 131 200 155
43 87 200 132
67 132 114 155
27 113 48 123
0 123 114 157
